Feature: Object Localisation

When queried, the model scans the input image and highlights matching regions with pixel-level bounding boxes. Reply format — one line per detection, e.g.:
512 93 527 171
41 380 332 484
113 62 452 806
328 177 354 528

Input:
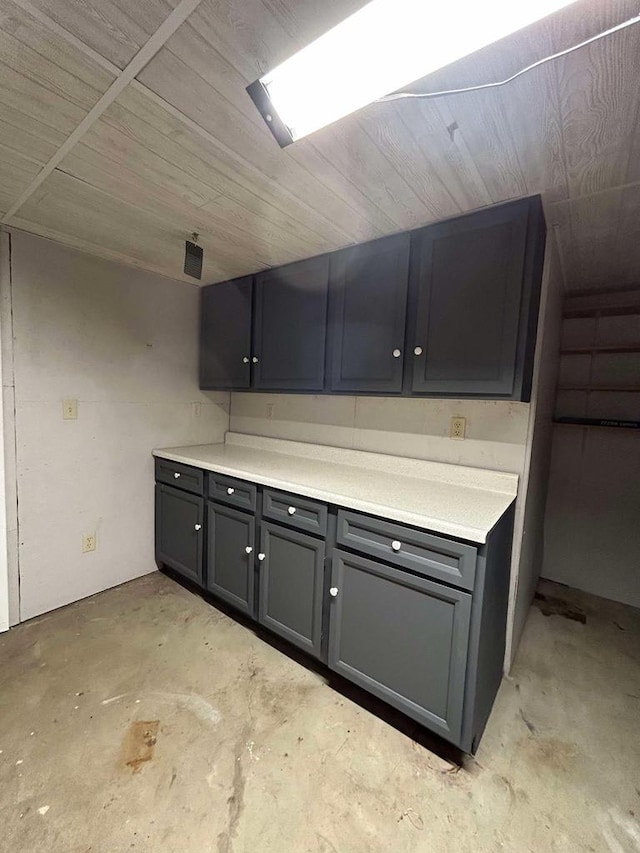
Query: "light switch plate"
63 399 78 420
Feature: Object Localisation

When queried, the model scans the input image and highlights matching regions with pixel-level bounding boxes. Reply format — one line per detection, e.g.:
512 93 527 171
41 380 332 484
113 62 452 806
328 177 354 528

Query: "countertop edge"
153 447 516 544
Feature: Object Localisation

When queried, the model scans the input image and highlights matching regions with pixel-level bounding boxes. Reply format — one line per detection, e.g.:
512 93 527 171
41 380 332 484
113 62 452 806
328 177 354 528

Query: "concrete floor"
0 574 638 853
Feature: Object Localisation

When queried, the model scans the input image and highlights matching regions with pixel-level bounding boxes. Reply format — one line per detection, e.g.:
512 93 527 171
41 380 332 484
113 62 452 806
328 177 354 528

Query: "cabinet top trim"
153 433 518 544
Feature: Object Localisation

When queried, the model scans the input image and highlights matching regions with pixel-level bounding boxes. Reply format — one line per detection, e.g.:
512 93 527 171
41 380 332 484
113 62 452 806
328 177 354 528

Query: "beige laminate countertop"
153 433 519 544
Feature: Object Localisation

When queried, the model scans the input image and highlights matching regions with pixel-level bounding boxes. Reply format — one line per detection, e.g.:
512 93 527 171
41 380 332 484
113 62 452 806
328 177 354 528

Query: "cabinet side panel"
462 505 515 753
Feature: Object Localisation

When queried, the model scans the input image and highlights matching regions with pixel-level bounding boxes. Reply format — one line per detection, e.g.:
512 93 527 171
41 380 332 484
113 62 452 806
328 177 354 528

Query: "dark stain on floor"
533 592 587 624
120 720 160 773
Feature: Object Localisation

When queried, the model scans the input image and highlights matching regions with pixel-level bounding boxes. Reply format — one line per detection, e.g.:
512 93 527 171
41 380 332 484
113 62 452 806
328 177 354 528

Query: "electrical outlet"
82 533 96 553
450 416 466 440
63 399 78 420
266 403 275 419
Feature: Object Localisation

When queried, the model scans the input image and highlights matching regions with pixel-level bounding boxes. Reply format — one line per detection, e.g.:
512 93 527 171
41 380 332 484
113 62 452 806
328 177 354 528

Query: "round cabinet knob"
257 552 266 562
252 356 259 364
413 346 423 356
173 472 181 479
392 348 401 358
242 356 249 364
287 506 296 515
194 524 202 531
329 587 339 597
245 546 253 554
391 540 402 552
227 487 235 495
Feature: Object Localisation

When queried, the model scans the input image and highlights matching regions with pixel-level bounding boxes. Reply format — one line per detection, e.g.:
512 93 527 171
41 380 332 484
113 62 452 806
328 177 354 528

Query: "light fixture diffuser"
247 0 577 146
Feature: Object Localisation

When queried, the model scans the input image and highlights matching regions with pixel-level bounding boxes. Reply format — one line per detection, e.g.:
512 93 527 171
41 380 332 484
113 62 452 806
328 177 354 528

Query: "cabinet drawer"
336 510 476 591
208 472 257 512
155 458 204 495
262 488 327 537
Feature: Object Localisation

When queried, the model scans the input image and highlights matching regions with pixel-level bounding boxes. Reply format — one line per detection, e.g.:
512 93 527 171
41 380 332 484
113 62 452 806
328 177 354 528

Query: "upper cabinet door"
409 199 537 398
253 256 329 391
200 276 252 390
328 234 410 394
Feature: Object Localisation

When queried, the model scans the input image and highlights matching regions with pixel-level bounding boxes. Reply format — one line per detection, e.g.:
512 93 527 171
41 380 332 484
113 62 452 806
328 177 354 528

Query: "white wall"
542 288 640 607
508 235 563 655
2 229 229 622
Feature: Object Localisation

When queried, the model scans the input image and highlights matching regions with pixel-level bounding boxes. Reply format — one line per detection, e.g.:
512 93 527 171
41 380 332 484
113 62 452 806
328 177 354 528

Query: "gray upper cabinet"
200 276 252 390
207 502 255 617
258 522 325 658
328 233 410 393
198 197 544 400
252 256 329 391
155 483 204 585
328 550 472 744
408 197 544 399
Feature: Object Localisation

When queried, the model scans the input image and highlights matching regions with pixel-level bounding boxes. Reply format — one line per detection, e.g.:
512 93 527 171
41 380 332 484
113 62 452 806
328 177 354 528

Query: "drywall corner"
0 229 20 629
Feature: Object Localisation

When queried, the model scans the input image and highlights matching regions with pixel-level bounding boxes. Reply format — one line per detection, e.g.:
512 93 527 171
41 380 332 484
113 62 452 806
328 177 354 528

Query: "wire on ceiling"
377 13 640 103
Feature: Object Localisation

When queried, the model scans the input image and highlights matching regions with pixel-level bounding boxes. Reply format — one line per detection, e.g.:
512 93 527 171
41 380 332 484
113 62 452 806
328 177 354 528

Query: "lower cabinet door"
207 503 255 617
258 522 325 659
155 483 204 585
328 550 472 745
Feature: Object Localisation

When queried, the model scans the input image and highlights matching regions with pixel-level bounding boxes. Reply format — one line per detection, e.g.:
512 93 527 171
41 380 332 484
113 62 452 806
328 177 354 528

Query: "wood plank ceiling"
1 0 639 292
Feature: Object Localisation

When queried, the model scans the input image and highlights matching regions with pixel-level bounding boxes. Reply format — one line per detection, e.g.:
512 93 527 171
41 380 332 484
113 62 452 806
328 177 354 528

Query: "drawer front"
155 458 204 495
208 472 257 512
262 488 328 537
336 510 476 591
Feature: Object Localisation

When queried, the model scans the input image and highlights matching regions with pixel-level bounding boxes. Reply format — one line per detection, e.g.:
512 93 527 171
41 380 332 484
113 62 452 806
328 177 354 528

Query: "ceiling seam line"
7 0 122 76
1 0 204 224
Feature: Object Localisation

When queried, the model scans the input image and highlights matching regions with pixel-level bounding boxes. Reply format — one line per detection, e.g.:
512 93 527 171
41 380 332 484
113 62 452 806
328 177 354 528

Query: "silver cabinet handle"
392 348 401 358
287 506 296 515
245 546 253 554
242 356 249 364
194 524 202 531
257 552 266 561
391 540 402 552
174 472 181 478
414 346 423 356
329 587 339 597
252 356 259 364
227 487 235 495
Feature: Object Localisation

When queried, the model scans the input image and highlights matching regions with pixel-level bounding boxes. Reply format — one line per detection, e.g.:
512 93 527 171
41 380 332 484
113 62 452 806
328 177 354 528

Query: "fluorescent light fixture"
247 0 577 146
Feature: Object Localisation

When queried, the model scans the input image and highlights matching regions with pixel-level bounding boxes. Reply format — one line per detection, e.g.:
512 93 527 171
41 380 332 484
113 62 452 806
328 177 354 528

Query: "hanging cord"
377 13 640 103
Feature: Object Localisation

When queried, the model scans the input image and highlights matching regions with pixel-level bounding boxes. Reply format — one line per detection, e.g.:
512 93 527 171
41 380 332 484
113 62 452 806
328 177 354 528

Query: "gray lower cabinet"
155 483 204 585
258 522 325 659
155 461 513 752
207 502 255 616
328 550 472 744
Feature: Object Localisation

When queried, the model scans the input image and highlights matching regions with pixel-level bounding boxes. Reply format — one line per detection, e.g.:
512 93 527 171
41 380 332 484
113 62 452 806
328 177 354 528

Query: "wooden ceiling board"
137 47 396 239
1 0 640 292
60 140 323 270
0 112 65 165
102 86 350 249
0 147 42 215
16 168 232 282
21 0 179 69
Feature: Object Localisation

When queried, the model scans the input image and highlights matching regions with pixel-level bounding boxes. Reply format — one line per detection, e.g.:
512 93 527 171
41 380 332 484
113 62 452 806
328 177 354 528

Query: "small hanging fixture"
184 232 203 280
